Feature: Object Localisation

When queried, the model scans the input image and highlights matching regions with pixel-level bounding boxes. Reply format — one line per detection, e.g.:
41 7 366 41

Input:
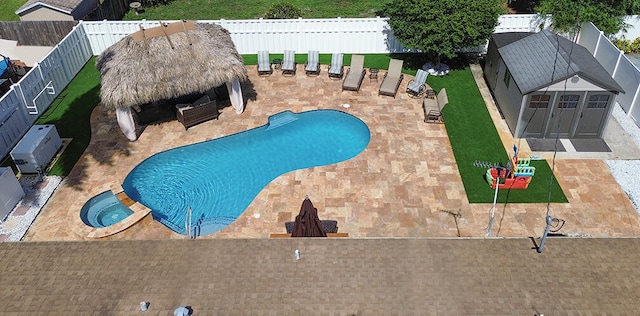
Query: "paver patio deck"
2 63 640 315
21 64 640 241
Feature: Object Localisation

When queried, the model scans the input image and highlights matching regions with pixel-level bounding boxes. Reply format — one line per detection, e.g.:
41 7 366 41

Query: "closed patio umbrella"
291 197 327 237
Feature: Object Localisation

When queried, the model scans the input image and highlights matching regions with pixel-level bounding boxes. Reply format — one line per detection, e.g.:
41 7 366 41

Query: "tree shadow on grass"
391 53 471 73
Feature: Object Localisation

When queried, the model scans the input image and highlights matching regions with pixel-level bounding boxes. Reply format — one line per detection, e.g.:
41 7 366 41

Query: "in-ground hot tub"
80 190 133 228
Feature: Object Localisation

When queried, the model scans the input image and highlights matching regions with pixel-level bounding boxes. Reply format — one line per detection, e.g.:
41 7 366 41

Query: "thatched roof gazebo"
96 21 248 141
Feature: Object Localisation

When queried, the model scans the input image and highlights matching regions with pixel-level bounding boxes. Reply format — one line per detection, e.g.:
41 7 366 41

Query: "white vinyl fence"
83 15 550 55
0 14 546 159
578 22 640 127
0 23 92 159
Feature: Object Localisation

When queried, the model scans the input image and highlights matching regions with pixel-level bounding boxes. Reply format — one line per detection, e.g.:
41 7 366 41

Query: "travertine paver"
1 238 640 315
21 64 640 241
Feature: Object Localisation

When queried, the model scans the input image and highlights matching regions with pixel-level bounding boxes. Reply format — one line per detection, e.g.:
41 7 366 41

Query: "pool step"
267 110 298 130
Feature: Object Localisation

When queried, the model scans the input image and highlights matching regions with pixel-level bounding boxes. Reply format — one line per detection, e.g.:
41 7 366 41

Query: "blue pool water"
80 190 134 228
122 110 370 236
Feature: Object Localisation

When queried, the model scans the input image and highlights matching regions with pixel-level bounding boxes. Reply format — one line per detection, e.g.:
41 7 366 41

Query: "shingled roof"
493 29 623 94
16 0 86 15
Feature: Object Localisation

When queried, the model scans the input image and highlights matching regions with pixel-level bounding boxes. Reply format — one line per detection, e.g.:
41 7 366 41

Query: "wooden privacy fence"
0 21 78 46
85 0 131 21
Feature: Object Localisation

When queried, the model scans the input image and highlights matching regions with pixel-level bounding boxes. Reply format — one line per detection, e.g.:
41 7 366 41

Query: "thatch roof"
96 21 247 109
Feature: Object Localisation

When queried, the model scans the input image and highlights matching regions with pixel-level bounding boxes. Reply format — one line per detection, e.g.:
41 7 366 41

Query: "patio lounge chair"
328 53 344 79
305 50 321 76
257 50 272 76
423 88 448 123
282 50 296 76
406 69 429 98
342 54 366 92
378 58 404 98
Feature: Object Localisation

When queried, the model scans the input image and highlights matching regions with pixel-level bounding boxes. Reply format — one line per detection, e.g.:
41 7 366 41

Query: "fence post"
612 50 624 78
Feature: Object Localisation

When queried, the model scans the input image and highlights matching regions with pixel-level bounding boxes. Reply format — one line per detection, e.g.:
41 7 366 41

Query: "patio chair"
328 53 344 79
378 58 404 98
282 50 296 76
257 50 272 76
175 95 219 130
423 88 448 123
305 50 321 76
342 54 366 92
406 69 429 98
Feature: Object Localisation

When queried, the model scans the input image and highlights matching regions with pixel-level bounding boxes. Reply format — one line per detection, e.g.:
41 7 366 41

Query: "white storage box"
10 124 63 174
0 167 24 221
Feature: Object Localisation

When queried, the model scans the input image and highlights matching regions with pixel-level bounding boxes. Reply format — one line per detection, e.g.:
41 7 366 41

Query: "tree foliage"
535 0 640 35
612 37 640 53
381 0 504 64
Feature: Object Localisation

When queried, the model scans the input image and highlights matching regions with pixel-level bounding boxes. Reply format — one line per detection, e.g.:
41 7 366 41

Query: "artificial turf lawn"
34 58 101 176
428 67 568 204
241 53 398 72
4 54 567 203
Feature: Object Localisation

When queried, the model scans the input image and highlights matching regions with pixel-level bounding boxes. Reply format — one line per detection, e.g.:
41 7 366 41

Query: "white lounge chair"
406 69 429 98
328 53 344 79
257 50 272 76
305 50 320 76
282 50 296 76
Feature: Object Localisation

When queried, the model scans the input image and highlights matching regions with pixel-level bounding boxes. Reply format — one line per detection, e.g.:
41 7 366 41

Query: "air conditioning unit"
10 124 63 174
0 167 24 221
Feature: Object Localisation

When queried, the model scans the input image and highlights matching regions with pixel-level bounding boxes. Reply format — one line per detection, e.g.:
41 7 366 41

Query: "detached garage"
484 29 623 139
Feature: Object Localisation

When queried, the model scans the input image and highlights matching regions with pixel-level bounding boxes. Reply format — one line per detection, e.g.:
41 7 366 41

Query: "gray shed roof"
494 30 623 94
16 0 83 14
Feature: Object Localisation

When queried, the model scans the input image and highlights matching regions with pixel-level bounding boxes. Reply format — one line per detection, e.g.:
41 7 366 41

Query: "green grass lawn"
1 53 566 204
124 0 383 20
0 0 23 21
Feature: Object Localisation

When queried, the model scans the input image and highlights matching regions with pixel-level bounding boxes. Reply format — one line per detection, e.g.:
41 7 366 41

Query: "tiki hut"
96 21 248 141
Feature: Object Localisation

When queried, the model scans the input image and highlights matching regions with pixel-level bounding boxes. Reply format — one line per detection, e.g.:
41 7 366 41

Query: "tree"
381 0 504 64
535 0 640 35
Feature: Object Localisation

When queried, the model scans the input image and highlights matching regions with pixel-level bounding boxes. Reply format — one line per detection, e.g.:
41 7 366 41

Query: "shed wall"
19 8 73 21
491 57 523 136
483 40 501 91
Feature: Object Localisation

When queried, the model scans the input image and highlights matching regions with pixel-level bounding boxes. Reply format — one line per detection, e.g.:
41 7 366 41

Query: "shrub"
264 2 303 19
612 37 640 54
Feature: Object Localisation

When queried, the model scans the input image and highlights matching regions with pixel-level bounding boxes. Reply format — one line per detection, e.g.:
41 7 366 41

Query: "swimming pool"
122 110 370 236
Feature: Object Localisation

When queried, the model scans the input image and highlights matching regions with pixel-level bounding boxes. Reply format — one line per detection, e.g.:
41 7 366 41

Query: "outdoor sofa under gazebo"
96 20 248 141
